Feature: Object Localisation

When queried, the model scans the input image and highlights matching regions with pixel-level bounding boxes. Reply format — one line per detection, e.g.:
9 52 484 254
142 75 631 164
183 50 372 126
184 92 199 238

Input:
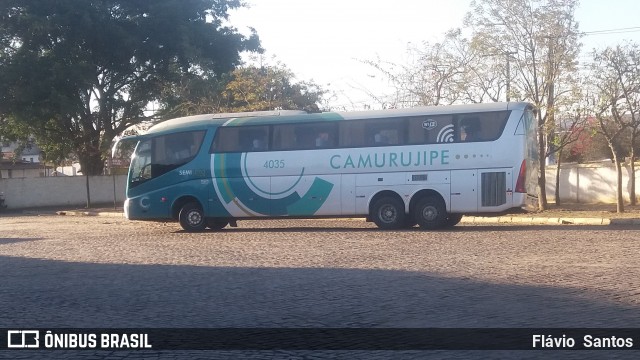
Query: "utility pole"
482 51 515 102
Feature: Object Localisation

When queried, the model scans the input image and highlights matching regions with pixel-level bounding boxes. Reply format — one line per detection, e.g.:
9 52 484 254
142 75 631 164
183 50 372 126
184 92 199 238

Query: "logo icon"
422 119 437 130
436 124 455 143
7 330 39 348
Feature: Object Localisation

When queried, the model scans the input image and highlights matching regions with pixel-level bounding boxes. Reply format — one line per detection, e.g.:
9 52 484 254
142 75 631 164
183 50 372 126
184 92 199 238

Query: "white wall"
546 162 640 203
0 175 127 209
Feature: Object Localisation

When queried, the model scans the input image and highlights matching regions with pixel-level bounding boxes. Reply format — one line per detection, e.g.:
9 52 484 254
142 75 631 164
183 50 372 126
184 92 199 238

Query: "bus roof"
144 102 533 136
146 110 308 135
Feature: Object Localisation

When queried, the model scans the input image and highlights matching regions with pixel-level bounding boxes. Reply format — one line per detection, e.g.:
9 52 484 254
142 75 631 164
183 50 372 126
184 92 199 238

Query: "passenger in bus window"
251 138 265 151
316 132 330 147
374 132 389 145
461 122 479 141
167 140 190 163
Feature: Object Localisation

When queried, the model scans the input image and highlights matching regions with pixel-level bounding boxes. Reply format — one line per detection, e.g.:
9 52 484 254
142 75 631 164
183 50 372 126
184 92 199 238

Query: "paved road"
1 215 639 359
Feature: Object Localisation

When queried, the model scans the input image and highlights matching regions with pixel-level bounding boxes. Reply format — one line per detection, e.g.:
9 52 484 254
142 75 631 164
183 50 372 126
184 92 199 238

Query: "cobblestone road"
1 214 639 359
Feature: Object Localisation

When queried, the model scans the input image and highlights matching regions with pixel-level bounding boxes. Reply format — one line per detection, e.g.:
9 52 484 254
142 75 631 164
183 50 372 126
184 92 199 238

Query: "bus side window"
456 111 510 142
294 126 316 149
339 121 365 147
272 124 297 151
240 127 269 152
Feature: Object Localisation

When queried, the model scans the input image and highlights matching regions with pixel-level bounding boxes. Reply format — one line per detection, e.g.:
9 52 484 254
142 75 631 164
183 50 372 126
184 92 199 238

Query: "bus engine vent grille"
481 172 507 207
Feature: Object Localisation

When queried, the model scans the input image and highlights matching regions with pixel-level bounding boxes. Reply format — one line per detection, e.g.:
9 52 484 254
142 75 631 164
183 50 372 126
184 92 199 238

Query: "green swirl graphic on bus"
213 153 333 216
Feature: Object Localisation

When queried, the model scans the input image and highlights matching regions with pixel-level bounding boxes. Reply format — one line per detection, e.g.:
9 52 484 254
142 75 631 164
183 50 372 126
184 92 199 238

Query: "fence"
1 163 639 210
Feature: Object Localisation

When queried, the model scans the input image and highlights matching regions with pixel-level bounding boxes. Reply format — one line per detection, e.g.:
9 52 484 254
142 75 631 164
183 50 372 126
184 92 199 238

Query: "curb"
461 216 640 226
609 218 640 226
55 210 124 218
460 216 609 225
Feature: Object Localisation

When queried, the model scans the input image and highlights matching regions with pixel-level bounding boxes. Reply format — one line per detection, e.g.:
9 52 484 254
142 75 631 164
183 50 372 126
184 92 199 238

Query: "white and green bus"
114 102 538 232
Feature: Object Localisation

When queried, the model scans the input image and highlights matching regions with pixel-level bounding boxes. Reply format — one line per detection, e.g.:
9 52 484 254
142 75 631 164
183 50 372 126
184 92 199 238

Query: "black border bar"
2 328 639 350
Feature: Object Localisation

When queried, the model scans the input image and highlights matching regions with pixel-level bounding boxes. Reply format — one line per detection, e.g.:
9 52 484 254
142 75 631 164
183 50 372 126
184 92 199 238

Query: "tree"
465 0 582 210
590 44 640 212
162 62 326 117
0 0 260 175
603 43 640 206
363 29 503 108
550 103 588 205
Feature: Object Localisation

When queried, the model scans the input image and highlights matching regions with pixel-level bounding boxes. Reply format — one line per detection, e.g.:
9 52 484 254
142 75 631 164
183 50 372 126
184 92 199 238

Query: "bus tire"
206 218 228 230
179 202 206 232
414 196 446 230
371 196 406 230
444 213 463 228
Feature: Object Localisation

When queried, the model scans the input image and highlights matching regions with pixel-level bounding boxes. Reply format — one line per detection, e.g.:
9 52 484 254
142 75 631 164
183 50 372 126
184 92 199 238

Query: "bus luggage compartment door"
450 170 478 213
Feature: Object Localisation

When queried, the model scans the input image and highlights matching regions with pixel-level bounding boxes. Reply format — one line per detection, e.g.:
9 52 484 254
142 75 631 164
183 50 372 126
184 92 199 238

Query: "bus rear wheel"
179 202 206 232
444 213 464 228
413 196 447 230
371 196 406 230
206 218 229 230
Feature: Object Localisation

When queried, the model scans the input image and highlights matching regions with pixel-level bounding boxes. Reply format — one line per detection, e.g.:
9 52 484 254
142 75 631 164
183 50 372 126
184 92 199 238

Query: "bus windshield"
129 130 206 188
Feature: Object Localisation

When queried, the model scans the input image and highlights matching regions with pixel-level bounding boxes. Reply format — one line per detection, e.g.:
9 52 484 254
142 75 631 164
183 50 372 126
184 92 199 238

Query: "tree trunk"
555 149 562 206
78 151 104 208
630 149 636 206
537 126 548 210
611 151 625 213
78 150 105 176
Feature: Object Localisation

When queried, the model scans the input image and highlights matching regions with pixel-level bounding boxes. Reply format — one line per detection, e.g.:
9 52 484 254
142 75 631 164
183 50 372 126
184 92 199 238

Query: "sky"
229 0 640 110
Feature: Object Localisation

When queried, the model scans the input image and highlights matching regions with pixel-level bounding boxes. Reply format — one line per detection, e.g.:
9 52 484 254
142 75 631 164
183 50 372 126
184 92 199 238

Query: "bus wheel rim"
379 205 397 223
422 206 437 221
189 211 202 226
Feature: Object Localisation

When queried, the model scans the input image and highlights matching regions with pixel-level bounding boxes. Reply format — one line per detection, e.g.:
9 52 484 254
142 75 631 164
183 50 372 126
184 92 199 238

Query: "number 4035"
264 160 285 168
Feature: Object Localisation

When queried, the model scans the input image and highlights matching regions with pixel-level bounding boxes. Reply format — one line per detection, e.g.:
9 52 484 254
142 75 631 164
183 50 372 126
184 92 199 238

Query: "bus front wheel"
413 196 446 230
371 196 406 230
179 202 206 232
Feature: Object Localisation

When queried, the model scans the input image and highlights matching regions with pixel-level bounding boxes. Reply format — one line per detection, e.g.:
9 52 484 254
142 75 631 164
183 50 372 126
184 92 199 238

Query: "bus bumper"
124 194 172 220
123 198 131 219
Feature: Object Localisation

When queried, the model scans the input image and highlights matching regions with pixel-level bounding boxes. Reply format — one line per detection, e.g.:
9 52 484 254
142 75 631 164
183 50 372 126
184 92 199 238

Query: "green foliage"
162 62 326 117
0 0 260 174
224 65 325 112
